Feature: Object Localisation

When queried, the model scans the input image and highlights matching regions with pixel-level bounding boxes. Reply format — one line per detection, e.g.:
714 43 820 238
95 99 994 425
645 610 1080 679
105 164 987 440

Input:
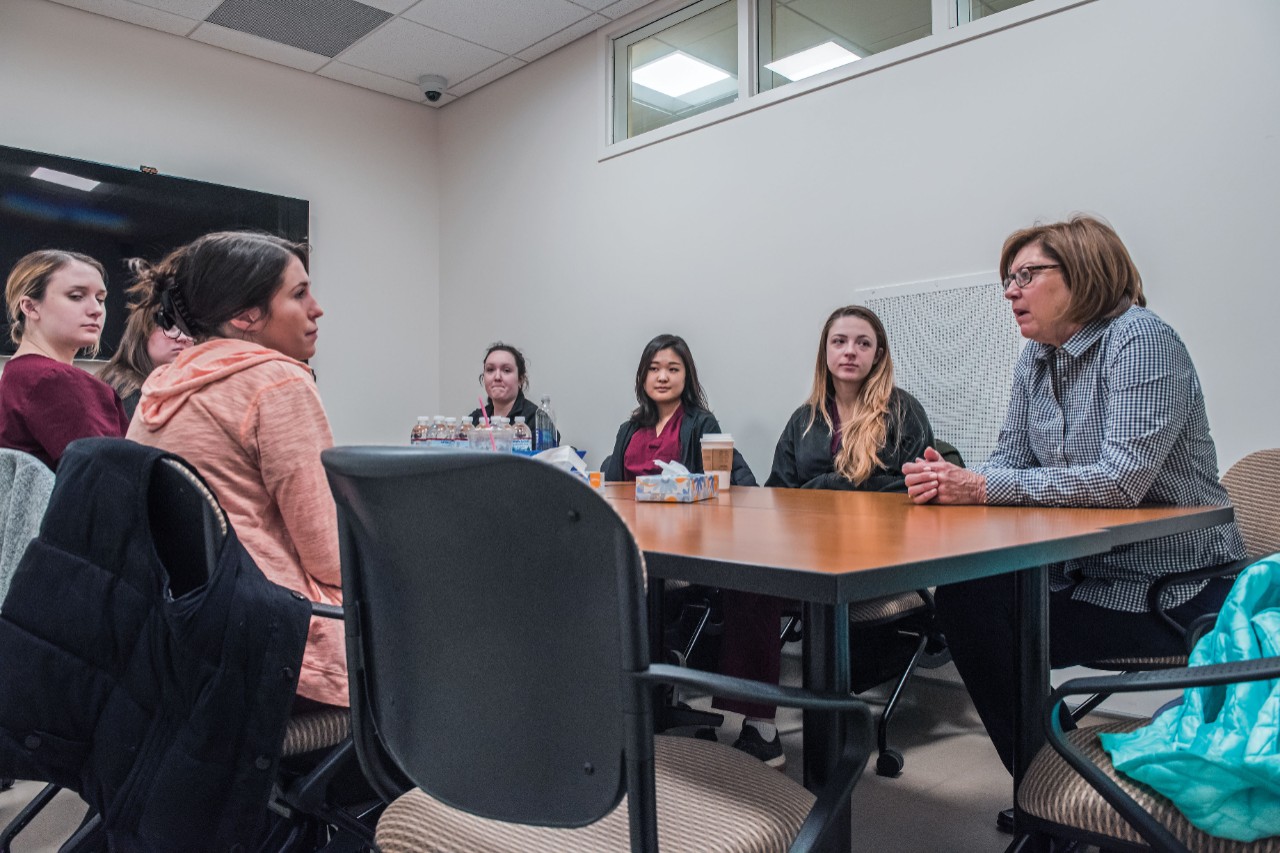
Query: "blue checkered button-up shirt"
978 306 1245 612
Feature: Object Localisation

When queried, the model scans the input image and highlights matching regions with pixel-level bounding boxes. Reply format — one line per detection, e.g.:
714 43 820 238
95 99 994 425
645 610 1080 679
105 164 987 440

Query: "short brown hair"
999 215 1146 326
5 249 108 354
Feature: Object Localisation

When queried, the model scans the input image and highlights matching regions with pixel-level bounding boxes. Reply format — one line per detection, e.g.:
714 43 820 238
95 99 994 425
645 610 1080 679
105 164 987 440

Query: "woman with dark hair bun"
126 231 346 711
601 333 754 484
467 342 548 428
0 249 129 469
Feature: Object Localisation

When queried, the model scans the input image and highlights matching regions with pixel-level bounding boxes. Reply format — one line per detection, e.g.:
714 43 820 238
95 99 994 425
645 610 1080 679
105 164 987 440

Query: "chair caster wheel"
875 750 903 777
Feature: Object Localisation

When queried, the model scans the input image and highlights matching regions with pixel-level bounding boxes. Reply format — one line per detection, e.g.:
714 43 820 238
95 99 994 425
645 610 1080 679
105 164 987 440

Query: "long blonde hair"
804 305 896 485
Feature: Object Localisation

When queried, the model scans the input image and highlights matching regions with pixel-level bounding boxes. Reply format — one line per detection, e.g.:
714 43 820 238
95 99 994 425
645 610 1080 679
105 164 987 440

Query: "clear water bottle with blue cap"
534 395 557 451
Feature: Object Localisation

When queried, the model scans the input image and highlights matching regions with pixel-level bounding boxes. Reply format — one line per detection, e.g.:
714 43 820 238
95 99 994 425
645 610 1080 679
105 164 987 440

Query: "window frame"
601 0 1095 159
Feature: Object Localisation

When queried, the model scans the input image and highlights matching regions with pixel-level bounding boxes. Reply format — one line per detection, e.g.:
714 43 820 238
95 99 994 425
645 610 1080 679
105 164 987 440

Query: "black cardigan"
765 388 933 492
602 406 757 486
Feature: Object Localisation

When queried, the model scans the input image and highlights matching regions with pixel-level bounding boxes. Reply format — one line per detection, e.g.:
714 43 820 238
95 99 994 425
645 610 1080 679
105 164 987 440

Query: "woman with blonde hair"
710 306 932 768
0 250 129 469
767 304 933 490
99 283 193 420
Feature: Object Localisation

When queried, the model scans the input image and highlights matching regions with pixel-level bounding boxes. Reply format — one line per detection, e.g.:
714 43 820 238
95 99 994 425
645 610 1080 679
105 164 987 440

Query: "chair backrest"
322 448 650 829
1221 448 1280 560
150 457 226 598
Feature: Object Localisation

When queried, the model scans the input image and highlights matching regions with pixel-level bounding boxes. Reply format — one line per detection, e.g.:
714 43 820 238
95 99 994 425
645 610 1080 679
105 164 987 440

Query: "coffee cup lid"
701 433 732 441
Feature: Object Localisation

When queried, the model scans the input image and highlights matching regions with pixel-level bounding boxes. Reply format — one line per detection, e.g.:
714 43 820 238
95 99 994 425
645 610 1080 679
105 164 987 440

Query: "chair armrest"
1042 655 1280 853
1147 558 1248 640
311 602 344 620
1050 655 1280 700
642 663 874 716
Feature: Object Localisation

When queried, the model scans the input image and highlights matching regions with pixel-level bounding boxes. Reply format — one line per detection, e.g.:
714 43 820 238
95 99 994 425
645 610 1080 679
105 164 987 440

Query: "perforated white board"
862 274 1024 468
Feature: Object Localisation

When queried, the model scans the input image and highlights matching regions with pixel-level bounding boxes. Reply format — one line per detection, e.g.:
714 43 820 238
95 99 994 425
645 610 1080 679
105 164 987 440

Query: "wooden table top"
601 483 1234 603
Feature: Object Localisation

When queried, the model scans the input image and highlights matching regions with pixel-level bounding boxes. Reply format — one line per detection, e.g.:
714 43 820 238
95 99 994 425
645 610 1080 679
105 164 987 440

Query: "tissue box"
635 472 719 503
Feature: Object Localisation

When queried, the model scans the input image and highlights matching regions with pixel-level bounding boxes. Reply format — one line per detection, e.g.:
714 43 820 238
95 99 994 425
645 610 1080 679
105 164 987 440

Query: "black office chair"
776 439 963 778
0 449 376 853
323 447 877 853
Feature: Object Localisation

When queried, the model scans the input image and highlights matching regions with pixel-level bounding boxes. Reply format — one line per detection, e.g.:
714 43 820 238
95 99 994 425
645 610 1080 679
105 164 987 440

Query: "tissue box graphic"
635 472 719 503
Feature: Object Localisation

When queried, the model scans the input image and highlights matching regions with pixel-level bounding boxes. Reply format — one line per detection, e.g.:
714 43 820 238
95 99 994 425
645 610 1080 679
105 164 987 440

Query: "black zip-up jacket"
765 388 933 491
602 406 757 485
0 438 310 851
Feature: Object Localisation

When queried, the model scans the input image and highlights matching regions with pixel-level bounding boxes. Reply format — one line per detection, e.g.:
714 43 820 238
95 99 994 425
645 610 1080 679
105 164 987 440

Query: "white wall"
437 0 1280 476
0 0 442 445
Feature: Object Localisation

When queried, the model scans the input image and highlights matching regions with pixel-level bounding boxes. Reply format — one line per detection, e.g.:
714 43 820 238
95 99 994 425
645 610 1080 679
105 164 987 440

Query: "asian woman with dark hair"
601 333 754 484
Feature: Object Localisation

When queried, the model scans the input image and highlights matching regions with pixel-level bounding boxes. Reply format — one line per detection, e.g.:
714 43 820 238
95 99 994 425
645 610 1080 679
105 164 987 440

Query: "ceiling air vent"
206 0 392 58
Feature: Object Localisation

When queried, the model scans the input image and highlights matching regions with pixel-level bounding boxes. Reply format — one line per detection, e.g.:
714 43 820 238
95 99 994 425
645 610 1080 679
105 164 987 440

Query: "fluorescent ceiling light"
632 51 731 98
31 167 99 192
765 41 860 82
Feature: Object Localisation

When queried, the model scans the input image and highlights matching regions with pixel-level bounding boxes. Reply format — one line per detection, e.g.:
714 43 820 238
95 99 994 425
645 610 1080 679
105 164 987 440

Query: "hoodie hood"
135 338 309 431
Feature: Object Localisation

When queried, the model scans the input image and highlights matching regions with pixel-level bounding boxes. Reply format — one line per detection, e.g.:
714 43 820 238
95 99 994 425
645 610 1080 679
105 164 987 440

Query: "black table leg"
1012 566 1049 838
802 600 852 853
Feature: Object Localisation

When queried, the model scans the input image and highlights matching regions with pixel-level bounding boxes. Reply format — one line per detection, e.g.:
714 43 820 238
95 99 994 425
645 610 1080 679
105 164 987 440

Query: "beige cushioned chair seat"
1018 721 1280 852
376 735 816 853
280 707 350 757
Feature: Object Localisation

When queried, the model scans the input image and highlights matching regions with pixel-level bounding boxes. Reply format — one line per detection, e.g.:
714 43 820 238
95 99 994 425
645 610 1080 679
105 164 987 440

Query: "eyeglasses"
1002 264 1061 292
162 325 193 342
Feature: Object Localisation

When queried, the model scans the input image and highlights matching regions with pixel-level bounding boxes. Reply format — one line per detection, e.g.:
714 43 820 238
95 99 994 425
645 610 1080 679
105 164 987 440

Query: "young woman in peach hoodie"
126 232 345 710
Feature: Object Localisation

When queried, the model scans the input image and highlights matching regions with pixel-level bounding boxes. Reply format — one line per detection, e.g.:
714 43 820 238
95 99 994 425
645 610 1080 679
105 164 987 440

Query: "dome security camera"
418 74 448 103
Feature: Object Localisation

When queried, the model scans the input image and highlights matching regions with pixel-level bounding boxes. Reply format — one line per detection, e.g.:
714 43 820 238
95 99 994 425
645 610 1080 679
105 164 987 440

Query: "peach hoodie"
126 338 347 707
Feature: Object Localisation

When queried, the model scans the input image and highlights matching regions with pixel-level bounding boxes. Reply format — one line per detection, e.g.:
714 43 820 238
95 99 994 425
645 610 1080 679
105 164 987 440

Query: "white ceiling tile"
566 0 618 10
599 0 662 21
402 0 591 56
353 0 418 12
188 21 329 72
336 17 504 85
516 13 607 63
46 0 202 35
125 0 221 19
317 61 427 103
447 56 525 97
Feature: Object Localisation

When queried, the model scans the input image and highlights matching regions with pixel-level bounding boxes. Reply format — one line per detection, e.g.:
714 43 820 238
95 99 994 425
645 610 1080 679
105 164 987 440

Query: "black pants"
935 571 1233 774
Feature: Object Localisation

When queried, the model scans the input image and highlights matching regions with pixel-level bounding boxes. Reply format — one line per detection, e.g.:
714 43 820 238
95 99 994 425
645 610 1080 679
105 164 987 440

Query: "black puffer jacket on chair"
0 437 311 852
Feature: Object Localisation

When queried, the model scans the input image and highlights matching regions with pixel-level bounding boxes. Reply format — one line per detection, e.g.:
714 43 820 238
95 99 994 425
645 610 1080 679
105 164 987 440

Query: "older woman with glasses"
902 216 1246 799
100 285 194 420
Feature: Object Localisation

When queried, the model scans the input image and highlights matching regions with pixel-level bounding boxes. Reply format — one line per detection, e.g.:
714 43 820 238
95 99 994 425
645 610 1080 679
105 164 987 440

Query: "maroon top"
622 405 685 481
0 354 130 469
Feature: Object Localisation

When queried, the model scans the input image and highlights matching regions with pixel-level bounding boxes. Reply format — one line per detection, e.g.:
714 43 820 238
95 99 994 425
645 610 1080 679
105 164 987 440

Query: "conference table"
601 483 1234 853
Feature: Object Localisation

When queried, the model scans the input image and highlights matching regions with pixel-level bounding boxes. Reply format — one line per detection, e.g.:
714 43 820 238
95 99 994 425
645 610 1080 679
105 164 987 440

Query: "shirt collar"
1031 316 1111 362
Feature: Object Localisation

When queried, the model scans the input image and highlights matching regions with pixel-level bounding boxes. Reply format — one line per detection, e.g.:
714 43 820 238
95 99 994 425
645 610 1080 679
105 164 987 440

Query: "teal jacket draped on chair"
1102 554 1280 842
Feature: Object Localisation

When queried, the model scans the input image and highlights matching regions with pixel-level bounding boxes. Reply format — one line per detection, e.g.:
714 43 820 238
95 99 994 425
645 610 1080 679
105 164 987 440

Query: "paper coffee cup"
700 434 734 490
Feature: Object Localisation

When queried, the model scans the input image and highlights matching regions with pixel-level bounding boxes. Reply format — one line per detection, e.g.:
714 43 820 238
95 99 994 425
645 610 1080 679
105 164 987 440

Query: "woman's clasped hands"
902 446 987 505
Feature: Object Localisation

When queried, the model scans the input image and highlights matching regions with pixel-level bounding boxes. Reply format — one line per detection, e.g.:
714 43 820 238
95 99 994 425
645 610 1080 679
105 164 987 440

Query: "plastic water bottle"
492 416 514 453
456 416 472 448
410 416 431 445
512 416 533 454
444 417 459 449
534 395 557 451
427 416 449 449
